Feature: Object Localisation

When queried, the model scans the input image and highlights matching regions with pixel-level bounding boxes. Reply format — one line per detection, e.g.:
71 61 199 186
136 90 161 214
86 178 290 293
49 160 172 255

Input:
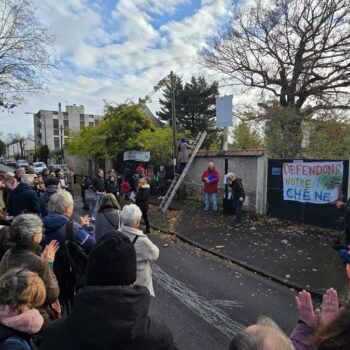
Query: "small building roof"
196 149 265 157
142 105 164 128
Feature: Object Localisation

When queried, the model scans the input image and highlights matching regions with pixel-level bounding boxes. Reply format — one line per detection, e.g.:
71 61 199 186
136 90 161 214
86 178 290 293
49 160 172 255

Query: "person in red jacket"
201 162 220 212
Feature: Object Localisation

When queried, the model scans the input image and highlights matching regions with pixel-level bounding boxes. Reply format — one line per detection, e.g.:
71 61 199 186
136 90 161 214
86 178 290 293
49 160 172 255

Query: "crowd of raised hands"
291 288 348 350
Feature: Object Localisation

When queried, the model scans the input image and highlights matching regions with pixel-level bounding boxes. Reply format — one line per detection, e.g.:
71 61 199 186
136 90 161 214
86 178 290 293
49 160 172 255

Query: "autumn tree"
135 127 173 166
202 0 350 156
67 103 154 160
304 116 350 159
36 144 49 163
0 139 5 156
230 121 263 150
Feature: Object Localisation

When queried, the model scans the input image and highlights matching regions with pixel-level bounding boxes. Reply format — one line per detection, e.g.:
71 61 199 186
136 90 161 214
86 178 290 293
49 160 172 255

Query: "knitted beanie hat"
86 232 137 286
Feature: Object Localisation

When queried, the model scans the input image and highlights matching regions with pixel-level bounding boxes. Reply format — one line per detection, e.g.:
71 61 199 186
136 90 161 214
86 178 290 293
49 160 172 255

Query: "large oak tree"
202 0 350 156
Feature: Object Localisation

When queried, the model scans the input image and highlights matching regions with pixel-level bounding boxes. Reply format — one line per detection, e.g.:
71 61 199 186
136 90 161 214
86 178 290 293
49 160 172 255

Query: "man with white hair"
41 191 96 308
229 316 294 350
6 174 40 216
119 204 159 297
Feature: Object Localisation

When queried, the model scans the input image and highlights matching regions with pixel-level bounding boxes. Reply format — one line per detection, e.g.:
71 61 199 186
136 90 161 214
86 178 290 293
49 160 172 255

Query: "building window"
80 121 85 129
89 122 94 127
64 129 69 136
80 114 85 120
53 111 58 115
64 119 69 128
53 129 59 136
53 119 59 129
63 112 68 118
95 119 99 125
54 138 60 150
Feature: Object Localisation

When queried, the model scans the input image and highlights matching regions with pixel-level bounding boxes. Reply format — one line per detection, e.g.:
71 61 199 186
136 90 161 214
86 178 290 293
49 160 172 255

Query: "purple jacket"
290 322 315 350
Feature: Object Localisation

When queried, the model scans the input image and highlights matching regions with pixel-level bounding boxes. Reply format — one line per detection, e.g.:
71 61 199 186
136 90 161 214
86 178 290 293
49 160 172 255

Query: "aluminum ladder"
159 131 207 213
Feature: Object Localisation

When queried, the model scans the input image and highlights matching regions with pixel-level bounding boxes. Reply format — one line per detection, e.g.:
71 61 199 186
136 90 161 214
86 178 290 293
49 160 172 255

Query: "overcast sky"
0 0 237 138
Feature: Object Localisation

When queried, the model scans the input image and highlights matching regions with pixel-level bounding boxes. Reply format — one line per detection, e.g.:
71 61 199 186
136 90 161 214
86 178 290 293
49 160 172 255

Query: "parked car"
4 159 17 167
49 164 69 174
33 161 47 174
16 159 29 169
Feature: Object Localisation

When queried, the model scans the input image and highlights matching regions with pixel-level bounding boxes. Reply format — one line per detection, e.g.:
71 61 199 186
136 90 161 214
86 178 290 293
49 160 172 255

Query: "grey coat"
95 208 121 241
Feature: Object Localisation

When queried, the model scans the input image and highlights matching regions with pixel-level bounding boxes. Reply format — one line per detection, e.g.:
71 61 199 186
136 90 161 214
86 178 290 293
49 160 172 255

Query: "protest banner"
123 150 150 162
283 161 343 204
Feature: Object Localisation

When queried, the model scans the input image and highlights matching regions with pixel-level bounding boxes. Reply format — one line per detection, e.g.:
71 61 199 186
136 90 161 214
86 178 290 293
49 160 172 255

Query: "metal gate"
267 159 349 229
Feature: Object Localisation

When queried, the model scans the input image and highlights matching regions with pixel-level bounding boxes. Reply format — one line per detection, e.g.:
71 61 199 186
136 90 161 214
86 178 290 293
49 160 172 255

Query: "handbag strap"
65 221 74 242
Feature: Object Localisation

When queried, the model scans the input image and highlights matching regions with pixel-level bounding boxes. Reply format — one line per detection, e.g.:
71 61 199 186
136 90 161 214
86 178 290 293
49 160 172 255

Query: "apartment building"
33 103 102 150
6 138 35 160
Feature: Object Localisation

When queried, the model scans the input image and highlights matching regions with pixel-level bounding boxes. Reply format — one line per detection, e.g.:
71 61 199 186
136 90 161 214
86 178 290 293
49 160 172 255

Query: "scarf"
0 306 44 334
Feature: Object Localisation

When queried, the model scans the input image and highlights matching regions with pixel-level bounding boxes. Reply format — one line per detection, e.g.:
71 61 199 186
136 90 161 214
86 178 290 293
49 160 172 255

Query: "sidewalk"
148 200 348 298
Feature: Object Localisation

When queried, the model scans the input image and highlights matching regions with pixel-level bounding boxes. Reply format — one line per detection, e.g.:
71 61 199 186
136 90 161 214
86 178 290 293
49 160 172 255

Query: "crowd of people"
0 163 349 349
0 163 169 349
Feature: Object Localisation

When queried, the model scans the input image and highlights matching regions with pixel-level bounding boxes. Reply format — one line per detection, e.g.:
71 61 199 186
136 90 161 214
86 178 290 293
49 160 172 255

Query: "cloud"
0 0 233 138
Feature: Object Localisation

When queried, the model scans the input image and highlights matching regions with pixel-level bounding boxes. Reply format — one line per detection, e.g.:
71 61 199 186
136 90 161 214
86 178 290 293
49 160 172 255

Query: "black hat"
86 232 137 286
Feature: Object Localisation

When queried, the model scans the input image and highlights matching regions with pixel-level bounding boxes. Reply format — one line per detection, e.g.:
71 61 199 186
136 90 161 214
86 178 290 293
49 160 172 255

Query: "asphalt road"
72 205 299 350
148 233 299 350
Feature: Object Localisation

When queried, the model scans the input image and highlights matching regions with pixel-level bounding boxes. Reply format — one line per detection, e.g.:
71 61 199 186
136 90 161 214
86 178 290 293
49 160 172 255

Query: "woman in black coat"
135 178 151 234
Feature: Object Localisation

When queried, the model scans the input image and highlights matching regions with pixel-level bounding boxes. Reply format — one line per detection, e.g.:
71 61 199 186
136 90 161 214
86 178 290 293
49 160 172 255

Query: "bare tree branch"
0 0 57 109
201 0 350 112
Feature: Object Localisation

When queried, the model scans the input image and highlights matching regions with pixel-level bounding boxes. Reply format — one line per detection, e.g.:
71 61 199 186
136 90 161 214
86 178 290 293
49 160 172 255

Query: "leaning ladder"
159 131 207 213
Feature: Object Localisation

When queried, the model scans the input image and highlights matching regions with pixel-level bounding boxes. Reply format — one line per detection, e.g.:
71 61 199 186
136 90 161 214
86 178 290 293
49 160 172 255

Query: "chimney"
58 102 62 112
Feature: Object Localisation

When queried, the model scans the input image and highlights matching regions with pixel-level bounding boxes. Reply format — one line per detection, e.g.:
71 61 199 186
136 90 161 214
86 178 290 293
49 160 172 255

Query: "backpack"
2 336 32 350
61 221 88 312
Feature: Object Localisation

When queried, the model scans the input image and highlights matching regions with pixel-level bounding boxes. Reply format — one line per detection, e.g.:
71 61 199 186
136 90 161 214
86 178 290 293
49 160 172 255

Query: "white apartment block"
33 104 102 150
7 138 35 159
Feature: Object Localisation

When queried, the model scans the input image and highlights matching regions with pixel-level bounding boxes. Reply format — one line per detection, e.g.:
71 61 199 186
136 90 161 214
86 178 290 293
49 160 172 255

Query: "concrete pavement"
148 201 348 299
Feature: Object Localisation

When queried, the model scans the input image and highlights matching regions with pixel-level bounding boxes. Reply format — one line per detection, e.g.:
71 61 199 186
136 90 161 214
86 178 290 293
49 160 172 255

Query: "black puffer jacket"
38 285 178 350
0 323 37 350
135 184 151 212
91 176 106 193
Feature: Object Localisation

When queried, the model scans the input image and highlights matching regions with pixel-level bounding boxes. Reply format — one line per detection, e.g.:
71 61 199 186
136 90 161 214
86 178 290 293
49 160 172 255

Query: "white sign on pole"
216 95 233 128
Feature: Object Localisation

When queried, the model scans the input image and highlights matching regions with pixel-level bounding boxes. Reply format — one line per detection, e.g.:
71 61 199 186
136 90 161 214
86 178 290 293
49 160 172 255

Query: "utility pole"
170 71 177 178
60 124 64 164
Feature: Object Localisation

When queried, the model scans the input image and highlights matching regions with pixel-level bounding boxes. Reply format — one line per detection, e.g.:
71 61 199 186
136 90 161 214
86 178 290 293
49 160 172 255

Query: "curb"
150 223 324 301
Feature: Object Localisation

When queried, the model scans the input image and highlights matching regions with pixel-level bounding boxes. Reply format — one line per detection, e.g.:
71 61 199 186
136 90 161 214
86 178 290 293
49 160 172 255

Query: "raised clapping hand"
80 215 90 226
321 288 339 324
41 240 59 263
295 290 321 329
295 288 339 330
